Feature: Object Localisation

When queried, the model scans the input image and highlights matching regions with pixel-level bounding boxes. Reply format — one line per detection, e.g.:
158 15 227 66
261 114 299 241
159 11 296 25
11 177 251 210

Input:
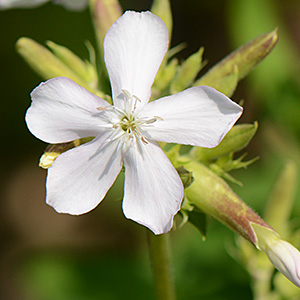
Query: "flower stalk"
147 231 176 300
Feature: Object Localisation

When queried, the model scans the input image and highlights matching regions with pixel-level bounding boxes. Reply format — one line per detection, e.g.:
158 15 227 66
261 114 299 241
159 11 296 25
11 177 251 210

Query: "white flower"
0 0 87 10
25 11 242 234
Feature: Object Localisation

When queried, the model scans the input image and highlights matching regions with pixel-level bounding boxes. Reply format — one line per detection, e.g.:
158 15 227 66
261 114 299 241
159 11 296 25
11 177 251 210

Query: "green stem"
147 231 176 300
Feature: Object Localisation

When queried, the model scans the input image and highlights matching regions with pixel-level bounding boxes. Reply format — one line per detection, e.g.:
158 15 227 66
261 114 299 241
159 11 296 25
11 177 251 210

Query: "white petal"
122 140 183 234
104 11 169 108
53 0 87 11
0 0 48 9
139 86 243 148
46 133 123 215
26 77 111 144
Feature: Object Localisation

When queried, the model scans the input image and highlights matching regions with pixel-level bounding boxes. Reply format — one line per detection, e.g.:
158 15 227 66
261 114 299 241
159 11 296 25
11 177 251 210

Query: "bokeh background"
1 0 300 299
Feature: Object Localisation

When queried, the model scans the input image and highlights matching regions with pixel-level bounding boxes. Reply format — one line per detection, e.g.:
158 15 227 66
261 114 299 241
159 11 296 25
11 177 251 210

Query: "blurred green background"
1 0 300 299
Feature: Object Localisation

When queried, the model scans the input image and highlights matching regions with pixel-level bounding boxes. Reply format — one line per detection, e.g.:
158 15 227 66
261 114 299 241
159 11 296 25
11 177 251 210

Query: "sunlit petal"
46 133 123 214
104 11 169 108
26 77 111 144
139 86 243 147
122 140 183 234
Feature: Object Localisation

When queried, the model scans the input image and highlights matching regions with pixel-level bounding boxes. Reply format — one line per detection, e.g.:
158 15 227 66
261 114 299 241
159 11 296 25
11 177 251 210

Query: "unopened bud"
252 223 300 288
195 29 278 97
90 0 122 56
151 0 172 40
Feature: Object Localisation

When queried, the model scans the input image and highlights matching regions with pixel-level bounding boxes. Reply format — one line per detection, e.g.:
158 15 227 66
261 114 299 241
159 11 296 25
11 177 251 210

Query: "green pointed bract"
263 160 298 236
180 200 208 240
16 37 105 97
170 47 205 94
151 0 173 41
46 41 98 90
16 37 84 83
192 122 258 162
183 160 272 246
152 58 178 98
194 29 278 95
176 166 194 189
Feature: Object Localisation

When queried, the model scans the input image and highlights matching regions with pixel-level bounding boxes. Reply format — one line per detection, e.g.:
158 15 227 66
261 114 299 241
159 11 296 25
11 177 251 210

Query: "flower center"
120 115 135 132
97 89 163 146
119 113 149 144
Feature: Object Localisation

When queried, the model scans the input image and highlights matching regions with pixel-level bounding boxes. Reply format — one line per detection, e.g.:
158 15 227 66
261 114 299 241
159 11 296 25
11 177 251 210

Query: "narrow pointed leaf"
46 41 98 89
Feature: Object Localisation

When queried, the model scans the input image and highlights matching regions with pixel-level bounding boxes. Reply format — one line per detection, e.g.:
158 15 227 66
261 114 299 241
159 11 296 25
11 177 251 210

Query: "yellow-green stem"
147 231 176 300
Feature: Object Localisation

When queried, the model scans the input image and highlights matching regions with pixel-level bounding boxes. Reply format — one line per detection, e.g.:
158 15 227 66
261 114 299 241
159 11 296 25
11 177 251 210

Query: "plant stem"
147 231 176 300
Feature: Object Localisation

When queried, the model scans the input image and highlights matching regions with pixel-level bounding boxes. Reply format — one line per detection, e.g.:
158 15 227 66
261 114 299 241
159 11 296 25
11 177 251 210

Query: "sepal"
180 198 207 239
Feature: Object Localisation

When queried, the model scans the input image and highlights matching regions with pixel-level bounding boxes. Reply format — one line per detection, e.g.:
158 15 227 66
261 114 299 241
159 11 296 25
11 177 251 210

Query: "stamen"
133 128 148 145
132 95 141 111
132 95 141 102
96 106 108 111
121 89 132 100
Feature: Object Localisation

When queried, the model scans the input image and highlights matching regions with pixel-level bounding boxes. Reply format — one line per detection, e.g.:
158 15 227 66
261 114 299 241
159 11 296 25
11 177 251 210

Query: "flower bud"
194 29 278 96
39 141 80 169
16 37 82 82
89 0 122 56
184 159 300 287
16 37 105 97
251 223 300 287
39 138 92 169
151 0 172 40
